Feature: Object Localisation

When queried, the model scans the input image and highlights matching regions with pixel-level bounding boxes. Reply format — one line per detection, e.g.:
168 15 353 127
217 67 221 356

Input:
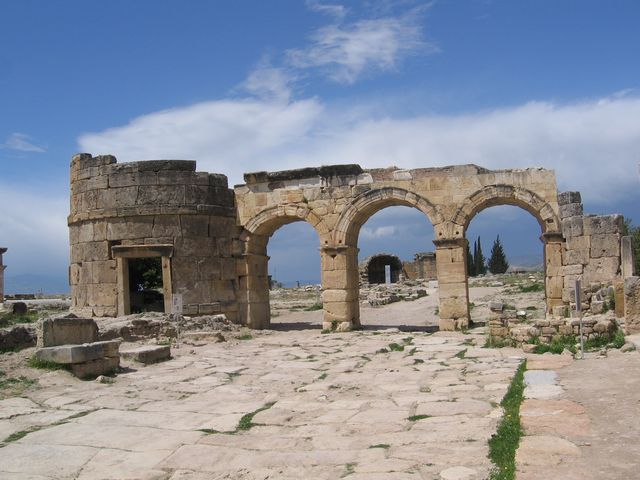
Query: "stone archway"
239 204 330 329
322 188 442 330
440 185 564 328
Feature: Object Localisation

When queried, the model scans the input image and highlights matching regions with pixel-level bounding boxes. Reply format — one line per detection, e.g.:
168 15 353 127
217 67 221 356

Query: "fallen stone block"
70 356 119 379
35 340 121 364
37 316 98 347
11 302 28 315
120 345 171 364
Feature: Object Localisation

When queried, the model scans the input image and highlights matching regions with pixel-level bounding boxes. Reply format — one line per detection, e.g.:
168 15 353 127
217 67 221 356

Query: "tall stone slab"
0 247 6 303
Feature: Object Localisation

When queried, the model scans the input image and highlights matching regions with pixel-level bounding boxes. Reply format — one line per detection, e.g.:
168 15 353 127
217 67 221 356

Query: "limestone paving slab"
0 329 523 479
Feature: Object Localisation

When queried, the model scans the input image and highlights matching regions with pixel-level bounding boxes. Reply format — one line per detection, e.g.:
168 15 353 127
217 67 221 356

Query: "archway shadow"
269 322 323 331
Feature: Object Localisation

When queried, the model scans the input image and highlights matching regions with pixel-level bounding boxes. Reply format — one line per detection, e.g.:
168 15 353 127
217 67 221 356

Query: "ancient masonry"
0 247 6 302
69 154 632 331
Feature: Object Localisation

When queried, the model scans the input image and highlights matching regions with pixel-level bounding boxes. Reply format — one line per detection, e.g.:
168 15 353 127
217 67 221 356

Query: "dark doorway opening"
366 254 404 284
128 257 165 313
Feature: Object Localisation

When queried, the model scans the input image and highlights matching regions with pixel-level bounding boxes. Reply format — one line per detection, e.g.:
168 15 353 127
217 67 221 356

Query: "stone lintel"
111 244 174 258
243 164 364 185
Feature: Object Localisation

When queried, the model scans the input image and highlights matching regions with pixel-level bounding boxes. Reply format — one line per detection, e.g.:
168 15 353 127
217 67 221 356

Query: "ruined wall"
559 192 623 312
359 254 404 284
235 164 562 330
68 154 240 320
403 252 437 281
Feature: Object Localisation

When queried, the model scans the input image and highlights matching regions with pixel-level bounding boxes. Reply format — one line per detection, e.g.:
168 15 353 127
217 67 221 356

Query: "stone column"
237 252 271 329
621 236 636 279
542 232 564 312
434 239 470 331
321 245 360 331
0 247 6 303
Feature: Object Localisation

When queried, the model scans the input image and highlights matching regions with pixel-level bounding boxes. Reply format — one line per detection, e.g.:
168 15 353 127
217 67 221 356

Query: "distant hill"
4 274 69 295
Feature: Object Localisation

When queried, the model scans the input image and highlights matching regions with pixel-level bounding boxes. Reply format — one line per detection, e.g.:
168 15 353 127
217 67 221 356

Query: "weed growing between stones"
0 372 37 399
369 444 390 449
341 463 356 478
488 360 526 480
455 349 467 359
531 335 577 355
407 414 431 422
236 333 253 341
199 402 277 435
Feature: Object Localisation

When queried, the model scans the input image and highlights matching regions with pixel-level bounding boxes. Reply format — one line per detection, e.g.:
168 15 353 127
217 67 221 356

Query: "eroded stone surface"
0 330 523 478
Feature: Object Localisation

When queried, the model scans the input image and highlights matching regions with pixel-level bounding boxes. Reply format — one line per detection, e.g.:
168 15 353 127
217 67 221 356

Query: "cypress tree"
475 237 486 275
488 235 509 274
466 241 475 276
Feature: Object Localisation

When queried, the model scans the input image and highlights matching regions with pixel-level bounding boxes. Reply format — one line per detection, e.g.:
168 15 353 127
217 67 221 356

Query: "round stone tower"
68 153 240 320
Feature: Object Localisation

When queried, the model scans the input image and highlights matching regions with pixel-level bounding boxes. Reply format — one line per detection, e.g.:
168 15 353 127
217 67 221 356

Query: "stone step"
120 345 171 364
70 356 120 380
36 340 121 364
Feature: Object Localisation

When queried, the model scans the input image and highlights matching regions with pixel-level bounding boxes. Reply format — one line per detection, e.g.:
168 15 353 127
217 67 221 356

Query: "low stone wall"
488 308 617 347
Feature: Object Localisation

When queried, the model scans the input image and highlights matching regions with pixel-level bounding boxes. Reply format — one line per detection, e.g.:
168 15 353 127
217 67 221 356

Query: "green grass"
407 414 431 422
27 356 70 371
413 358 424 364
0 311 39 328
584 330 626 350
388 343 405 352
484 337 515 348
455 349 467 359
303 303 323 311
488 360 527 480
236 333 253 340
532 335 577 355
369 444 390 449
517 283 545 293
317 372 328 380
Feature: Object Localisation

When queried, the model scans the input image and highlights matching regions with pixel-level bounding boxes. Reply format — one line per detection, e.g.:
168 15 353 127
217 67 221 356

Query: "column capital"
433 238 468 249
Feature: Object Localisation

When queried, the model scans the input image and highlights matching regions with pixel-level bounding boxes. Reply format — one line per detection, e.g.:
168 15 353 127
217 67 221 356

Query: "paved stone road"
0 329 523 479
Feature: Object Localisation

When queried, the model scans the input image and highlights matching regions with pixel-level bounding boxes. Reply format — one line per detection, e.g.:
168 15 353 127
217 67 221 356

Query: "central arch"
334 187 443 247
322 188 442 330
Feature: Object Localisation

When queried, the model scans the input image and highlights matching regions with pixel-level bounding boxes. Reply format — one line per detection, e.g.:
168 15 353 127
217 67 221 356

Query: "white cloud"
0 184 68 275
79 93 640 205
2 133 46 152
361 225 397 239
241 62 294 103
306 0 348 20
287 12 434 84
78 97 324 185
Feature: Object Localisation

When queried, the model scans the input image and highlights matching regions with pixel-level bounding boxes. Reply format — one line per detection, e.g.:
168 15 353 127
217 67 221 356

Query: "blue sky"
1 0 639 291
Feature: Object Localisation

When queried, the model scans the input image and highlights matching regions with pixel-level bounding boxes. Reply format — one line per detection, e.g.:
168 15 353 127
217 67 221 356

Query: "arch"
244 203 330 239
360 253 404 284
452 185 560 234
334 187 443 246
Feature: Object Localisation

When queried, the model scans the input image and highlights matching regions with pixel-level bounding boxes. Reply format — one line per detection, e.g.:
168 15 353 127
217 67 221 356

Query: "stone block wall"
489 310 617 347
402 252 437 281
69 154 240 321
559 191 622 311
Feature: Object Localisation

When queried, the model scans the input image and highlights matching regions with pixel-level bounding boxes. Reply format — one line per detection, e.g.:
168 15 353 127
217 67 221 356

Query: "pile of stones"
488 301 618 349
361 281 428 306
